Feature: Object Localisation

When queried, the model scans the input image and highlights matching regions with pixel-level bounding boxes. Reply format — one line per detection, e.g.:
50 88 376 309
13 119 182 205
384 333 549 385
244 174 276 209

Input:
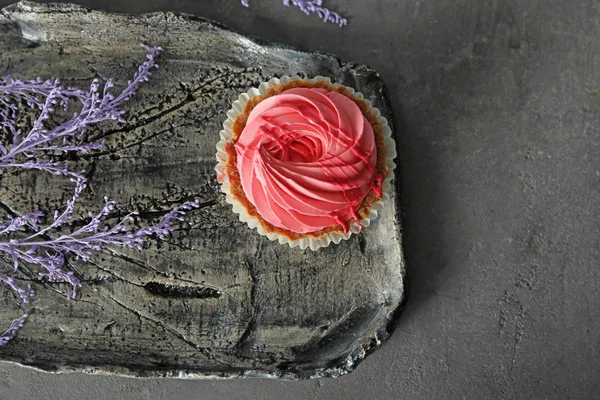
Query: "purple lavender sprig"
0 77 85 139
242 0 347 27
0 275 34 304
0 276 33 346
0 314 29 347
0 45 163 180
1 198 200 300
0 44 200 346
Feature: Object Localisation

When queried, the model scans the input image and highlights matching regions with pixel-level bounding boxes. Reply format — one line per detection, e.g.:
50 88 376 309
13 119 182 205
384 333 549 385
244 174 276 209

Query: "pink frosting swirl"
234 87 382 234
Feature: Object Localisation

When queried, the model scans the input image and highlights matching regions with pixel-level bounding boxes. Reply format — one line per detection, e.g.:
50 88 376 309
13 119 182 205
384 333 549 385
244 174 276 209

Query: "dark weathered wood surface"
0 1 404 379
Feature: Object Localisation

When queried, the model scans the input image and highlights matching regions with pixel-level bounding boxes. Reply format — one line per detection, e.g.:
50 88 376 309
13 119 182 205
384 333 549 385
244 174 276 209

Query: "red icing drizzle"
234 87 382 234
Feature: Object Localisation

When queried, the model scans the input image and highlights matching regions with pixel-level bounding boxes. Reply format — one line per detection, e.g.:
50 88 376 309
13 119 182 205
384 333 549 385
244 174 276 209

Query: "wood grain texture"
0 1 404 379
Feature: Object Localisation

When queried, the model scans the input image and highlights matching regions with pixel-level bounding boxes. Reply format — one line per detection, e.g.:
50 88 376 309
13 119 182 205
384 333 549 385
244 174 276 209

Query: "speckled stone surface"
2 0 600 399
0 1 404 380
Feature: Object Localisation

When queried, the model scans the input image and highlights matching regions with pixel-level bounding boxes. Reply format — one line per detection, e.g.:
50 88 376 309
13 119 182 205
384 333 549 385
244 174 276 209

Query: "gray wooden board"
0 1 404 379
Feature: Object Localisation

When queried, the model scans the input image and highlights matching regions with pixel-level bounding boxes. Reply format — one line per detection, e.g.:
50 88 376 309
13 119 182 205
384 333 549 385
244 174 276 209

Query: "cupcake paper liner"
215 75 397 251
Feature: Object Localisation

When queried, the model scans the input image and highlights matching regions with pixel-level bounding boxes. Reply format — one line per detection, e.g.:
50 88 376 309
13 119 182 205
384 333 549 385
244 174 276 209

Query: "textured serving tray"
0 1 404 379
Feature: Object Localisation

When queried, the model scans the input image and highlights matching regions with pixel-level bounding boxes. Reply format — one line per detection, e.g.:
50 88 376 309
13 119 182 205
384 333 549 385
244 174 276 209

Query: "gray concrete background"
1 0 599 399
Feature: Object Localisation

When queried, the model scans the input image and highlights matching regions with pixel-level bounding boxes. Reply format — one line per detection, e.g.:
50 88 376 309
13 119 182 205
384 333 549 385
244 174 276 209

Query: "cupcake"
215 76 396 250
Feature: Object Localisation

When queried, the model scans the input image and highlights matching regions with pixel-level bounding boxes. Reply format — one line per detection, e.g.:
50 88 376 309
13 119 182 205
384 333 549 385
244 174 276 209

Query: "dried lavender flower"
0 275 33 346
242 0 347 27
0 313 28 347
0 45 163 177
0 44 200 346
